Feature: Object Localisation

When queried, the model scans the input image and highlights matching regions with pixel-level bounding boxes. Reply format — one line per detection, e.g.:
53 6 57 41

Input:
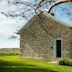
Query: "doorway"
56 40 61 57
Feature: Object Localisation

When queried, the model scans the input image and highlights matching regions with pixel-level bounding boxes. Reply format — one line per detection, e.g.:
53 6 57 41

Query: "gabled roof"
17 11 72 34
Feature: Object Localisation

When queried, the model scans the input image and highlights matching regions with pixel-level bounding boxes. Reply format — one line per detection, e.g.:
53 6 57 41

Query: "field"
0 53 72 72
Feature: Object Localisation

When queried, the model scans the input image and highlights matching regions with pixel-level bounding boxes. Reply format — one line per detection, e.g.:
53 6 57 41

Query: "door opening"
56 40 61 57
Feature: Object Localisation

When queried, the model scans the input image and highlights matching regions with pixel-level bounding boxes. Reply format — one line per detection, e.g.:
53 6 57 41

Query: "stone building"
0 48 19 53
17 11 72 60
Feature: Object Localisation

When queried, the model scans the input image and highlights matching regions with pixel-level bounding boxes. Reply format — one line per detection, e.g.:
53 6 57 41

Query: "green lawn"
0 54 72 72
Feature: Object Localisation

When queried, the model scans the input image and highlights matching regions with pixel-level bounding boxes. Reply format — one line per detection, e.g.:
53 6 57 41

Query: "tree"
1 0 72 19
1 0 72 39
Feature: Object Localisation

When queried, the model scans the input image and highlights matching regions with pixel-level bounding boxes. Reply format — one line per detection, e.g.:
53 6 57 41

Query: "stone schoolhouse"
17 11 72 60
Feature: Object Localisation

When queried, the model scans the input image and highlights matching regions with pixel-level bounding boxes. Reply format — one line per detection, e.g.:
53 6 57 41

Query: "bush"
59 58 72 66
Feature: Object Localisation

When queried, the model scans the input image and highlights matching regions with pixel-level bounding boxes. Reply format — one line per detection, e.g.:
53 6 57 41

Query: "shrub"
59 58 72 66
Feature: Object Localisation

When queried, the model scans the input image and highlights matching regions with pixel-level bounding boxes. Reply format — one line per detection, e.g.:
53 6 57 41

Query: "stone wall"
20 13 72 60
0 48 19 53
40 13 72 59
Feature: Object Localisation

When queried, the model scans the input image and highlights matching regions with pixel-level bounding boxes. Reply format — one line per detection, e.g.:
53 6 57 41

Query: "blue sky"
0 0 72 48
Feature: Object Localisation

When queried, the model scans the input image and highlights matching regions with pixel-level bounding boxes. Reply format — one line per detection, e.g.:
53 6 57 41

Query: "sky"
0 13 19 48
0 0 72 48
0 0 25 48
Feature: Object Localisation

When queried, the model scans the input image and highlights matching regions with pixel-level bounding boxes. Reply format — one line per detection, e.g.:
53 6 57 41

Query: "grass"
0 53 72 72
0 52 19 56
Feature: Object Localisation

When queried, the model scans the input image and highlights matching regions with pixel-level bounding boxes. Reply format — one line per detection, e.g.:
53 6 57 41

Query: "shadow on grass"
0 60 57 72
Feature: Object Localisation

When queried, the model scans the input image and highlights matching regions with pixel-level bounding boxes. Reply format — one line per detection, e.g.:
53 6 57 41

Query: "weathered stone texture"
19 13 72 60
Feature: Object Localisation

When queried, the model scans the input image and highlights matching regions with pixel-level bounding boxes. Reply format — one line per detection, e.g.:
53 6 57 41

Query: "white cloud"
0 13 17 34
0 1 21 48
